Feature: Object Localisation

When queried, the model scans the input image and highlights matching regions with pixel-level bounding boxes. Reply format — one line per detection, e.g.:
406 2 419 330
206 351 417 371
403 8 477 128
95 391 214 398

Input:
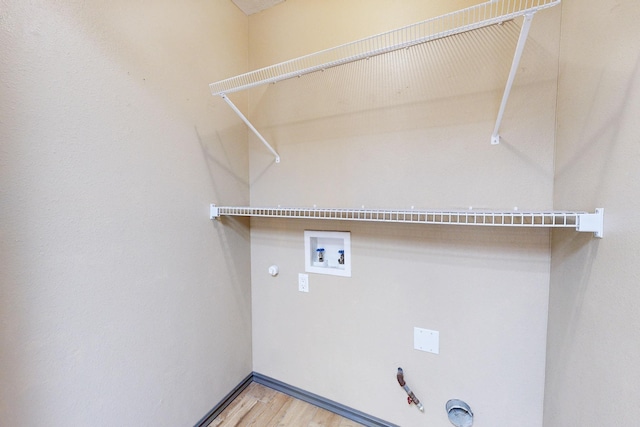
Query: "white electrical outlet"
298 273 309 292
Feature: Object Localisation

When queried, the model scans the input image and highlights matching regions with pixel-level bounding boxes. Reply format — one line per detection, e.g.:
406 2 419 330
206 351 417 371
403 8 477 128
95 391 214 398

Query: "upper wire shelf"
210 0 560 96
209 0 561 161
210 205 604 238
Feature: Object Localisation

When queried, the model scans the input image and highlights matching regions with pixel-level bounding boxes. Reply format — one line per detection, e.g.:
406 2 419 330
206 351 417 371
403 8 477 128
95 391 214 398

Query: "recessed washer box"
304 230 351 277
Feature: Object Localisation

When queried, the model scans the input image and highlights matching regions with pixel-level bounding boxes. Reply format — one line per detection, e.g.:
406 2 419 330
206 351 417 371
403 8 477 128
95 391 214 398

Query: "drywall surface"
252 220 551 427
545 1 640 425
247 0 488 70
0 1 251 426
247 1 560 426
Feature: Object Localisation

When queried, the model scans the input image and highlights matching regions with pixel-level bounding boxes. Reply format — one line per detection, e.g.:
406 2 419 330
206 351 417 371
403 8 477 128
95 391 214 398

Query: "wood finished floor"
209 382 364 427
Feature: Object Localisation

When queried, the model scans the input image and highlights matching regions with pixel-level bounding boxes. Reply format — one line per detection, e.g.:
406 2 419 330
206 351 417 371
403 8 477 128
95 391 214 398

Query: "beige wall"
247 1 560 426
5 1 635 425
545 0 640 425
248 0 487 69
0 1 252 426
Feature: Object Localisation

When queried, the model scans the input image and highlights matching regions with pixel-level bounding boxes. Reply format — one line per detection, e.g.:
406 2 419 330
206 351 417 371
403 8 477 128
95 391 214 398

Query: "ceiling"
231 0 285 15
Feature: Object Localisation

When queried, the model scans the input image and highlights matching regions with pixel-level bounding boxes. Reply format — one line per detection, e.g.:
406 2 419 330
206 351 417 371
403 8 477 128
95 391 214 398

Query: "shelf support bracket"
221 94 281 163
577 208 604 238
491 12 535 145
210 204 220 220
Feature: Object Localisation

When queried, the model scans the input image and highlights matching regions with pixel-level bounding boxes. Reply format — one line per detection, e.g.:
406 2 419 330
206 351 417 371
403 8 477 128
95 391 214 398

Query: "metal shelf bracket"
210 204 220 220
491 12 535 145
221 94 281 163
577 208 604 238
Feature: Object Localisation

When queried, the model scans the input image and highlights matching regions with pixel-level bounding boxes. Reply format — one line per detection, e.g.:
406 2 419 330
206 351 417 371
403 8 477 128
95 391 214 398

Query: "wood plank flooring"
209 382 364 427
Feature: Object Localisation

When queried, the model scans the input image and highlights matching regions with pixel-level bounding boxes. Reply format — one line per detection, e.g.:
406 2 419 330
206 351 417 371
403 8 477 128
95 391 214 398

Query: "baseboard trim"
252 372 399 427
195 372 398 427
194 372 253 427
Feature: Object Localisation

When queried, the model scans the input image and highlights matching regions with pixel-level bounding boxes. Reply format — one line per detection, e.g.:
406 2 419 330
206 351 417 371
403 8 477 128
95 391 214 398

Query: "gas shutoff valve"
397 367 424 412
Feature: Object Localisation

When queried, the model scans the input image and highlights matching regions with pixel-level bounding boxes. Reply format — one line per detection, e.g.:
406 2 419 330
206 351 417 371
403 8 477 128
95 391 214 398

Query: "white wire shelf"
210 205 604 237
210 0 560 96
209 0 561 161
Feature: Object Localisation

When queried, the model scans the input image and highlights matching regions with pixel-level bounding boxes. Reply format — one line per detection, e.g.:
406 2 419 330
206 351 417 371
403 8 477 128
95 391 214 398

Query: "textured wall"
545 1 640 425
0 1 252 426
246 1 560 426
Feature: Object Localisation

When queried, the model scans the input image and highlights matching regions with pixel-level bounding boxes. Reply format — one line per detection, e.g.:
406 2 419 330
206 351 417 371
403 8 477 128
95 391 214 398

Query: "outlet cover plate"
298 273 309 292
414 327 439 354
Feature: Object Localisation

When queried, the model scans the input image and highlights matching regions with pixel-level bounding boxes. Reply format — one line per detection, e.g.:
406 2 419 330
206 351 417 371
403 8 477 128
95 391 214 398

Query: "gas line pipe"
397 367 424 412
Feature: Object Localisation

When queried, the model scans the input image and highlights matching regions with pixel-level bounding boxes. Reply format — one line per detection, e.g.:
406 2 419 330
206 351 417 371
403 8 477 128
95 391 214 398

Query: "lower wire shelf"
210 205 604 238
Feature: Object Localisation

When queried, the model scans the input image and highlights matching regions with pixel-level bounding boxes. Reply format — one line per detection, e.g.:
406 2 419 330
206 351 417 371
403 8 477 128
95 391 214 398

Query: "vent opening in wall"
304 230 351 277
446 399 473 427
